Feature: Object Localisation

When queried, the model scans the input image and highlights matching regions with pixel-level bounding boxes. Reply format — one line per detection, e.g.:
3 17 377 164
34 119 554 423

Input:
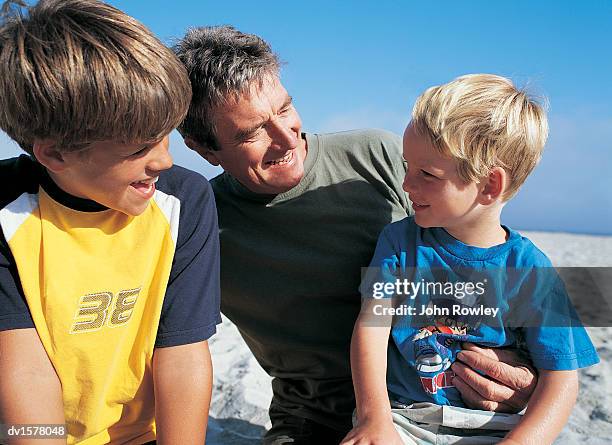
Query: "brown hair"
0 0 191 154
173 26 281 150
412 74 548 200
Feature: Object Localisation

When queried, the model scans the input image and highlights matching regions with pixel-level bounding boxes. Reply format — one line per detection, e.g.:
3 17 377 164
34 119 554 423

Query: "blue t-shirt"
362 217 599 406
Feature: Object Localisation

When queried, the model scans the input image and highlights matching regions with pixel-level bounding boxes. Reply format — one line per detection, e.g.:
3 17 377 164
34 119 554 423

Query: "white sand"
207 231 612 444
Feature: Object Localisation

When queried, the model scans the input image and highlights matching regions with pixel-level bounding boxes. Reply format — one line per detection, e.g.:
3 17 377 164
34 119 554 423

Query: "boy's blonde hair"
0 0 191 154
411 74 548 200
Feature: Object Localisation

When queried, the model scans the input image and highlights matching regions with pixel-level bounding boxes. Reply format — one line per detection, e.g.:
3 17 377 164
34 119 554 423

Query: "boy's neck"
444 212 507 248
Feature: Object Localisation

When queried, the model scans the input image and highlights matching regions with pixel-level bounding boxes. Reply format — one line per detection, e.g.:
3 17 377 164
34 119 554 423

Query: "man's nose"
268 118 298 151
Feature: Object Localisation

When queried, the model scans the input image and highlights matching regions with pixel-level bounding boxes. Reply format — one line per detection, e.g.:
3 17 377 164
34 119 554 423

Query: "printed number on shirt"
70 288 141 333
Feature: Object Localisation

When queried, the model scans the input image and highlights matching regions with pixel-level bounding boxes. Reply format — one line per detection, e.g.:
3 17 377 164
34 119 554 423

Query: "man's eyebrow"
233 96 294 143
234 120 266 143
280 95 293 110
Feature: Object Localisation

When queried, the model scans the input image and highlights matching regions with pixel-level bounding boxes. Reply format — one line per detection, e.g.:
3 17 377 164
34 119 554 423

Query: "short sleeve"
0 157 37 331
0 231 34 331
371 129 412 216
521 268 600 370
154 172 221 347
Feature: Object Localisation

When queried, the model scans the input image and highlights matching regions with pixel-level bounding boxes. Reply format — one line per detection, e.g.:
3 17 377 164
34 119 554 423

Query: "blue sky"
2 1 611 234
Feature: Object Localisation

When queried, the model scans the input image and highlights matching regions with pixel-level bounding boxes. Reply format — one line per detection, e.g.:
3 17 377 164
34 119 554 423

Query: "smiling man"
174 26 537 445
190 75 307 195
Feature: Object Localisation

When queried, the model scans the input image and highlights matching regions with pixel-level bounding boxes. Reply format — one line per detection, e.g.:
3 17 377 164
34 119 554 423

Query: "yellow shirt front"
0 157 220 444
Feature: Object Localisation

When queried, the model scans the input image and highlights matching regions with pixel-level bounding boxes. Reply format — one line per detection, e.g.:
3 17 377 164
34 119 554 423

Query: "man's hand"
340 419 403 445
451 343 537 413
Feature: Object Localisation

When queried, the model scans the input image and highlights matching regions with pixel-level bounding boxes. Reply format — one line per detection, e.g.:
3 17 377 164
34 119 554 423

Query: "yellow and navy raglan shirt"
0 155 221 445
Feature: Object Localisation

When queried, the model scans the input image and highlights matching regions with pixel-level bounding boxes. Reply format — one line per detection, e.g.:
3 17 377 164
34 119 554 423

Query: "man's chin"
266 175 304 194
265 166 305 193
239 169 305 194
272 180 302 194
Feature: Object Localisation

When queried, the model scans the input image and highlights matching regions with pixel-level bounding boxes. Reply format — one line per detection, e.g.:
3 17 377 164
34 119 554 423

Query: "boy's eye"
129 145 150 157
422 170 437 179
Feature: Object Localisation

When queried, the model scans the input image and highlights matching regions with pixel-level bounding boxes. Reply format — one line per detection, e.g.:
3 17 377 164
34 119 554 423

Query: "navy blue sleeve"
154 167 221 347
0 233 35 331
0 157 37 331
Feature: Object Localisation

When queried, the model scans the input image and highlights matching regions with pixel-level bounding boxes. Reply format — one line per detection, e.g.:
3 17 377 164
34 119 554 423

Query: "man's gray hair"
173 25 281 150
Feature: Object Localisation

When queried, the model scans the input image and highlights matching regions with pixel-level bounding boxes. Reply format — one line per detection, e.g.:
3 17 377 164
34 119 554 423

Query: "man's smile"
265 150 294 167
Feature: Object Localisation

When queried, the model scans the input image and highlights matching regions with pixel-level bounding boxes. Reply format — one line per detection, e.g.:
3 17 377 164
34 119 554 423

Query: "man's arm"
0 328 65 445
452 343 538 413
153 340 212 445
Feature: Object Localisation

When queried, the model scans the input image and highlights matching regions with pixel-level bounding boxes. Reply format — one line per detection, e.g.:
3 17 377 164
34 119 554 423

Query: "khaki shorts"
355 402 523 445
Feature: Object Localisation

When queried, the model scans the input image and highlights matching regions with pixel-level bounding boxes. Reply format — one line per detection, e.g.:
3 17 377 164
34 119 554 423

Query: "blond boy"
342 74 598 444
0 1 220 443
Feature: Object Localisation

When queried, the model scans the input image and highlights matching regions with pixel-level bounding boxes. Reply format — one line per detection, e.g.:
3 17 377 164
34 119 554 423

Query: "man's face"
51 136 173 216
402 123 481 231
201 76 307 195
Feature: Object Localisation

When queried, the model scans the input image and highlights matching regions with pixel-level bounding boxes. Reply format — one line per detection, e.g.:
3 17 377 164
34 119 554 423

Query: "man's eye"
240 128 263 143
241 134 258 143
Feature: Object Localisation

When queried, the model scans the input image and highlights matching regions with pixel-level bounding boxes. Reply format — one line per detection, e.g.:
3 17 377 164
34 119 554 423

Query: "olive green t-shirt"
211 129 410 431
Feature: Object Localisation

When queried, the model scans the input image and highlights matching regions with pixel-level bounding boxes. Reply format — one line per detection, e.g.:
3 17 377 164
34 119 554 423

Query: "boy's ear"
479 167 507 204
32 140 69 172
184 137 221 167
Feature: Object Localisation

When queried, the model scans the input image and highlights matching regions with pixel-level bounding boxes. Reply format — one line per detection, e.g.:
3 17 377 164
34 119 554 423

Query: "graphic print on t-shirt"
411 298 474 394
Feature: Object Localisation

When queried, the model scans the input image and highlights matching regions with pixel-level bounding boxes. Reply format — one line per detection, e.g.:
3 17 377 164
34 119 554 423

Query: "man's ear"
32 140 69 173
478 167 507 204
184 137 221 167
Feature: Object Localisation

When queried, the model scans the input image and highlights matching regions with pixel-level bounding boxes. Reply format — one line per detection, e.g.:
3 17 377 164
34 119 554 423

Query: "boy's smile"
130 176 159 199
411 202 431 212
45 136 173 216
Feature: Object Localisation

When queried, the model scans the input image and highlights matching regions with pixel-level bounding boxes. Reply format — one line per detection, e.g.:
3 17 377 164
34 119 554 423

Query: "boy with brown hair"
0 1 220 443
343 74 599 444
